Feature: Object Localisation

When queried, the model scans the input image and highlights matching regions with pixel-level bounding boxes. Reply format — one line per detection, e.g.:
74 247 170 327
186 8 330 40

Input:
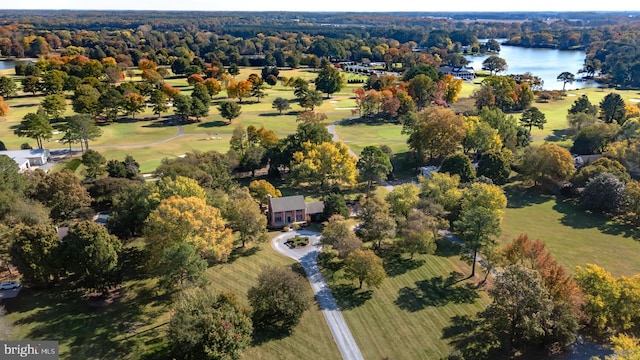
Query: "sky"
2 0 640 12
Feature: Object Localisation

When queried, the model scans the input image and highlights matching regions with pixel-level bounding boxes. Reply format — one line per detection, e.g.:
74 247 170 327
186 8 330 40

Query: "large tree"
248 179 282 205
40 93 67 120
482 264 558 354
344 249 386 289
61 221 122 295
248 266 312 331
403 106 467 163
315 64 345 98
519 143 575 187
224 188 267 248
357 145 392 197
29 169 91 221
168 289 252 360
156 242 208 293
14 109 53 149
556 72 575 91
321 214 362 259
81 149 107 179
271 97 290 115
0 76 17 98
454 206 502 278
290 141 357 188
64 114 103 152
385 183 420 219
144 196 233 263
357 194 397 249
9 224 60 286
399 210 437 259
519 106 547 131
600 92 626 124
439 153 476 183
482 55 508 75
218 100 242 123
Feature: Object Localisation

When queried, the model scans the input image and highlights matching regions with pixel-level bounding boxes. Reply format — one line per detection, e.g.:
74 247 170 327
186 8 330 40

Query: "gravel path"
271 230 364 360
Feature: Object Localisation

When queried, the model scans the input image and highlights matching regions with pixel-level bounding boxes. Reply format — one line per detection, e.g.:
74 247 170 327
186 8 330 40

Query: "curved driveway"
271 230 364 360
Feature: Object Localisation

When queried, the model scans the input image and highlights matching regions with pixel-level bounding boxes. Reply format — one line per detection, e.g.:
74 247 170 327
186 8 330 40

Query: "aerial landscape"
0 5 640 360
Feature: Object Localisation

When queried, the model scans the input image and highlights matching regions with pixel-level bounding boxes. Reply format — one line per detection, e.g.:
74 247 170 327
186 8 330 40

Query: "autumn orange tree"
144 196 233 263
0 96 8 118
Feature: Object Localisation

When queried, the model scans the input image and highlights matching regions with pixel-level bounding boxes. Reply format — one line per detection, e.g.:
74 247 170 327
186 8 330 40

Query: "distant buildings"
437 66 476 80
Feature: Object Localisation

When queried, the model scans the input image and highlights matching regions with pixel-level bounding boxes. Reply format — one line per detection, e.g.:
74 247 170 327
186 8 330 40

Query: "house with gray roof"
267 195 324 228
0 149 50 172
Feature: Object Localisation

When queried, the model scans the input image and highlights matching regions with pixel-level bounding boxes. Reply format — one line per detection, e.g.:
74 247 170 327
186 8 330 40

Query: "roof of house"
0 149 49 167
0 149 49 159
269 195 306 213
305 201 324 215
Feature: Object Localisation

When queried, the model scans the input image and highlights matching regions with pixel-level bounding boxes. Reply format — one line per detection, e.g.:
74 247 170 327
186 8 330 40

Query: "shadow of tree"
197 120 229 128
504 183 552 209
330 284 372 310
141 119 180 128
545 129 571 142
441 315 502 360
553 198 640 239
395 273 479 312
435 237 463 258
377 247 425 277
250 327 292 346
6 283 171 359
226 245 261 264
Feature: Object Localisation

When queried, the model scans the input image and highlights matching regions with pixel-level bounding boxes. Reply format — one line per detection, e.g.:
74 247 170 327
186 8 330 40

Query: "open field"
1 66 362 173
500 184 640 277
319 243 490 359
3 63 640 173
3 239 342 360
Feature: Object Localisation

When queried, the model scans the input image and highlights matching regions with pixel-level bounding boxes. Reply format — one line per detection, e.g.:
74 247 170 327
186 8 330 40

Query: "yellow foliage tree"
248 179 282 205
144 196 233 263
441 74 463 104
607 333 640 360
152 176 207 204
291 141 357 188
461 182 507 213
520 143 574 186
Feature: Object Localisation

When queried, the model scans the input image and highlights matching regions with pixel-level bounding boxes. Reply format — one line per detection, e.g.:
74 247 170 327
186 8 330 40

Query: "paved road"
271 231 364 360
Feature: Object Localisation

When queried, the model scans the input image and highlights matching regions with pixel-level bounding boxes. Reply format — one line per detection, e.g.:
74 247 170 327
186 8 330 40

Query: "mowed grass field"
328 249 490 359
1 67 363 173
500 184 640 277
4 239 343 360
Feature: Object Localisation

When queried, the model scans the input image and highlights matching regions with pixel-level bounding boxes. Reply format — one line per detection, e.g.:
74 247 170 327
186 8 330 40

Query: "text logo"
1 341 58 359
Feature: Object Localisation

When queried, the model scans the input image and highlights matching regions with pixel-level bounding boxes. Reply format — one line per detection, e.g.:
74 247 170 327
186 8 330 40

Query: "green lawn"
500 184 640 277
320 244 490 359
4 239 342 360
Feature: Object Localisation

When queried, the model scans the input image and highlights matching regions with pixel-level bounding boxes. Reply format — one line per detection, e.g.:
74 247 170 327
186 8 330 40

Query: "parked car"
0 281 21 290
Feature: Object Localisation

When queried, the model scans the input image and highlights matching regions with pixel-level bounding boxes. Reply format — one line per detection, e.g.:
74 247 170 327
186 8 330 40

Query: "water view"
0 60 17 70
465 44 600 90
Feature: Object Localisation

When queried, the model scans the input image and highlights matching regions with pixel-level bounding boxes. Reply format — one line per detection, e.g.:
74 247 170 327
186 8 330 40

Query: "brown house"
267 195 324 228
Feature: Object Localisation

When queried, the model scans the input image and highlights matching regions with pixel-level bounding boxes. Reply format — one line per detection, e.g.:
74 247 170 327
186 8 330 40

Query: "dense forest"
1 11 640 86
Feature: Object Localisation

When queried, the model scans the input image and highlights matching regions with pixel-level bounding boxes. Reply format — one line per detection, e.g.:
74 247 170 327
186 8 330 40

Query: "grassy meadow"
319 245 490 360
4 239 343 360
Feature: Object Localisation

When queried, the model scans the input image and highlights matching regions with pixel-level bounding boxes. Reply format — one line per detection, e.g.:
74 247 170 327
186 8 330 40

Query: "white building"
419 166 439 179
0 149 50 172
438 66 476 80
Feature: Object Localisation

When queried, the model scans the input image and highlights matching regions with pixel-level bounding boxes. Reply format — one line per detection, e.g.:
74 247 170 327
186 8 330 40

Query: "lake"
0 60 17 70
464 45 600 90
